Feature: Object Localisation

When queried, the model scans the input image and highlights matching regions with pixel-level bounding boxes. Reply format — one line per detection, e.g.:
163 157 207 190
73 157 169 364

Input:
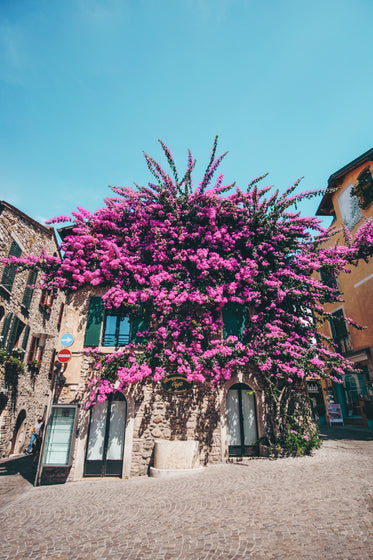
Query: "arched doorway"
10 409 27 455
84 392 127 477
226 383 258 457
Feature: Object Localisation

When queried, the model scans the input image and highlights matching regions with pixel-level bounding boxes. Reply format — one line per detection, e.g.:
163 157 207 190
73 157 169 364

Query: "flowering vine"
4 138 373 448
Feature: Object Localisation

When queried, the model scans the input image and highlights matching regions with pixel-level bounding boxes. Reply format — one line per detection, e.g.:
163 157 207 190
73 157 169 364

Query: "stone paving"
0 426 372 559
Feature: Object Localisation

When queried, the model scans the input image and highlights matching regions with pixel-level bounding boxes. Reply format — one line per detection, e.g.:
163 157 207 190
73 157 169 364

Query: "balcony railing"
334 334 352 354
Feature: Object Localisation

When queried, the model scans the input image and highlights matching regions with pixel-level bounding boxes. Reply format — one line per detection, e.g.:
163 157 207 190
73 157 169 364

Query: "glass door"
227 384 258 456
84 393 126 477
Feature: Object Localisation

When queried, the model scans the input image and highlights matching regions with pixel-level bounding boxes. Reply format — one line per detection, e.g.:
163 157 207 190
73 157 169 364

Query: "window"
48 349 57 379
27 336 44 365
338 184 362 231
84 296 148 347
319 267 338 289
5 316 25 355
0 312 13 348
329 309 352 354
352 167 373 209
223 303 247 341
57 303 64 331
22 270 38 309
1 240 22 292
103 312 130 346
39 289 53 310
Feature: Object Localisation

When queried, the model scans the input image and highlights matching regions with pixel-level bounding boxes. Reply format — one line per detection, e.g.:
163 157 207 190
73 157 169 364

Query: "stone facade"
0 201 65 458
49 287 267 483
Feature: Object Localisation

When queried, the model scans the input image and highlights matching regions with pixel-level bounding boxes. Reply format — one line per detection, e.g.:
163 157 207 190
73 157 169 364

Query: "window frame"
1 240 22 293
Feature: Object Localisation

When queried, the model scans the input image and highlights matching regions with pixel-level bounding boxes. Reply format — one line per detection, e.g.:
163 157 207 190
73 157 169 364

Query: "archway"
226 383 258 457
84 392 127 477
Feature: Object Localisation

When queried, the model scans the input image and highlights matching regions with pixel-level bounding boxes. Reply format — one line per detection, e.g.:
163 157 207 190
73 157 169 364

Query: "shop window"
329 309 352 354
1 240 22 293
84 296 147 347
41 405 78 467
22 270 38 309
223 303 248 341
351 167 373 209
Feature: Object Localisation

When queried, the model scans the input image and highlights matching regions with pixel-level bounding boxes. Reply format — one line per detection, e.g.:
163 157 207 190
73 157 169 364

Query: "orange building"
316 148 373 425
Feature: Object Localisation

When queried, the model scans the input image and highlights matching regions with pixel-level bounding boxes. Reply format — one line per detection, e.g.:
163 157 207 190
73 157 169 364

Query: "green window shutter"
0 312 13 347
130 317 148 344
1 241 22 292
223 303 245 340
22 270 38 309
22 325 30 351
84 296 104 347
6 316 19 354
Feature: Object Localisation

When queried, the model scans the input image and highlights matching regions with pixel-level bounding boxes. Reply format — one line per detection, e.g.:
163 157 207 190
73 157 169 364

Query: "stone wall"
0 202 64 458
129 379 222 476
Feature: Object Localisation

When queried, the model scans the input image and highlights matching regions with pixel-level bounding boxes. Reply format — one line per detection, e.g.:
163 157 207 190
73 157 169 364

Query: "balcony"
334 334 353 354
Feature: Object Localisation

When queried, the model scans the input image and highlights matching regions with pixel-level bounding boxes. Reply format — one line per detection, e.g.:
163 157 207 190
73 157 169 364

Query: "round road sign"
60 333 74 347
57 348 72 363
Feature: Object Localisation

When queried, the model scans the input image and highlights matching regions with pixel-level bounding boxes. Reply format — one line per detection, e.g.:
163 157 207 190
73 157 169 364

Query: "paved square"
0 427 372 559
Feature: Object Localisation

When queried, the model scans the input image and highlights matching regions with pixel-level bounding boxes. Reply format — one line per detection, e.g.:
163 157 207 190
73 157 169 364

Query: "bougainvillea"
5 138 373 448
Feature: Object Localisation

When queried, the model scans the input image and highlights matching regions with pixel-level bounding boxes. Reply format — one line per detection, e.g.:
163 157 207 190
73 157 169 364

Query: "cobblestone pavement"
0 426 372 560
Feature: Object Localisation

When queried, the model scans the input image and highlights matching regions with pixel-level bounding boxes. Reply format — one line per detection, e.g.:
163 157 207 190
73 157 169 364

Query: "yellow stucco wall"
318 162 373 354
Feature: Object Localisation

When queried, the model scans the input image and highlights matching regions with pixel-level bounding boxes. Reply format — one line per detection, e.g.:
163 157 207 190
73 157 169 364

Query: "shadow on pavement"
319 424 373 441
0 454 37 485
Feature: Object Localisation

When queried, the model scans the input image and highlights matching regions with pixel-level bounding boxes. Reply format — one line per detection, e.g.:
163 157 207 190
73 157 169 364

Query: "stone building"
315 148 373 426
0 201 64 458
39 285 268 484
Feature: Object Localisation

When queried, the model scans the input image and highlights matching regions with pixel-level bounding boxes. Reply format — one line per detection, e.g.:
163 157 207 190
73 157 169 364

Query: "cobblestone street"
0 426 372 560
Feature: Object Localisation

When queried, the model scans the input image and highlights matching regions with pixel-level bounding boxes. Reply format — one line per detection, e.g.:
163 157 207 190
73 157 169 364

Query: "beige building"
316 148 373 425
39 286 269 484
0 201 65 458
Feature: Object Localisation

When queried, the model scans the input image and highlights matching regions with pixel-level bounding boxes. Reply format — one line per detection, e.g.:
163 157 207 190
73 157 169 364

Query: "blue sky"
1 0 373 228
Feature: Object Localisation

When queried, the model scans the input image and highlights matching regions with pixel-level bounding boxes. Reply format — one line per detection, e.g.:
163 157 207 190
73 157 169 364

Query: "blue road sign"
60 333 74 347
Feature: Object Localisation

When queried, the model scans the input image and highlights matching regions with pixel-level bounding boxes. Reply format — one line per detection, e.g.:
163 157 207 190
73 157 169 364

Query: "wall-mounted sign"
60 333 74 347
161 375 194 395
57 348 72 363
